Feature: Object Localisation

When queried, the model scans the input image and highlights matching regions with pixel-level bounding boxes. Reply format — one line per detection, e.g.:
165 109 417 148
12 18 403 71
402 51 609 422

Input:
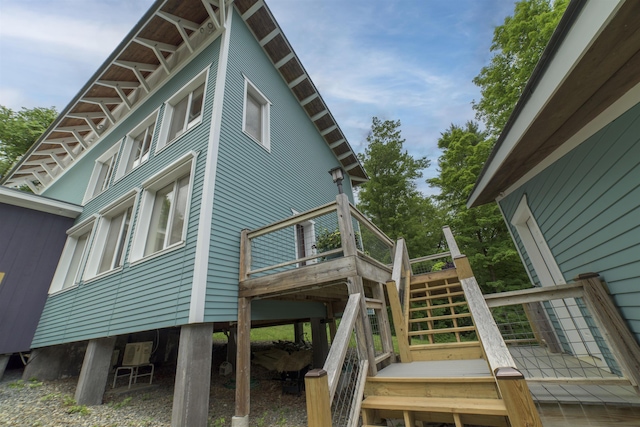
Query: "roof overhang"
468 0 640 207
1 0 367 191
0 186 82 218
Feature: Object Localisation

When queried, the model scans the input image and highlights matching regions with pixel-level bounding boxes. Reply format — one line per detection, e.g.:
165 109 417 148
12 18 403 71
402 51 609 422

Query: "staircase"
360 228 541 427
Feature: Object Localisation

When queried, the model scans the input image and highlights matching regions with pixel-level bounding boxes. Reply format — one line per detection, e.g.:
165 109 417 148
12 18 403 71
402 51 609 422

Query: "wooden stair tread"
361 395 508 416
410 269 459 284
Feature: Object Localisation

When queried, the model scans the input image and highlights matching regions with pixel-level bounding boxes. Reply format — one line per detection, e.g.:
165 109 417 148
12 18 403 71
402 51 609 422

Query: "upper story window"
130 152 197 262
83 192 137 279
157 69 209 152
49 219 95 294
116 112 158 179
84 141 121 202
243 77 271 151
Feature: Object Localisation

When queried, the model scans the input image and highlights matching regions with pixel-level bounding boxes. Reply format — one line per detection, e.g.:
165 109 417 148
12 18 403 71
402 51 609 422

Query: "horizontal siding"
203 10 355 322
500 101 640 344
32 39 222 348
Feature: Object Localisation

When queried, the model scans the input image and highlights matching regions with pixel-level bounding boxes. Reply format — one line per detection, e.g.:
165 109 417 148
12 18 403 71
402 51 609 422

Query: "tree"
0 105 57 179
429 122 529 292
357 117 443 256
472 0 568 136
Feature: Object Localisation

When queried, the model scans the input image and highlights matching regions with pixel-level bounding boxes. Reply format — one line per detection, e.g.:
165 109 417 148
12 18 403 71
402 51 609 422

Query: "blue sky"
0 0 516 194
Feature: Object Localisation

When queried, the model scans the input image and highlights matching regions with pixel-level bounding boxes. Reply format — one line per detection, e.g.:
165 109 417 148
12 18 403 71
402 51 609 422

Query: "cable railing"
484 275 640 390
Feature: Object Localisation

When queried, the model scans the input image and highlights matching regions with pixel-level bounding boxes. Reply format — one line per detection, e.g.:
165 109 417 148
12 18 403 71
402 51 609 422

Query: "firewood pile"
252 340 312 372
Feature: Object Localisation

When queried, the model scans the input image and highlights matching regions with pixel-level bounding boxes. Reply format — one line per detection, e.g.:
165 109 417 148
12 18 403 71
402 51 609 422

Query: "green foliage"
314 228 342 253
0 105 57 179
66 405 91 416
7 380 24 389
472 0 568 136
357 117 445 257
62 395 76 406
110 396 132 409
429 122 529 293
208 417 226 427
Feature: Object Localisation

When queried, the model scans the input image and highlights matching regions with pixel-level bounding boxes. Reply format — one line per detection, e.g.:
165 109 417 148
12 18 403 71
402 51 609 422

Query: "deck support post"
233 297 252 427
348 276 378 376
311 318 329 368
227 325 237 369
495 367 542 427
373 282 396 363
171 323 213 427
0 354 10 381
75 336 117 406
294 322 304 344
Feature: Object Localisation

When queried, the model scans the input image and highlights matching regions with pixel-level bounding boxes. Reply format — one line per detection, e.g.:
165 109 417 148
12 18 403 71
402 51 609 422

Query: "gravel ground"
0 348 308 427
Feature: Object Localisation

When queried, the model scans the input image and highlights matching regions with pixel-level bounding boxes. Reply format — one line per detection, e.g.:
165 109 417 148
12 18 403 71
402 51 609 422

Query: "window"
144 175 190 256
243 77 271 150
49 219 95 294
291 209 316 267
83 193 137 279
130 152 197 262
116 112 158 179
157 69 208 151
85 142 120 202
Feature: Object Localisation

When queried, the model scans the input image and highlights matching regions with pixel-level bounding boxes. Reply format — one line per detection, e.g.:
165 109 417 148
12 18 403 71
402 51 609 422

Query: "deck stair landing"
361 229 542 427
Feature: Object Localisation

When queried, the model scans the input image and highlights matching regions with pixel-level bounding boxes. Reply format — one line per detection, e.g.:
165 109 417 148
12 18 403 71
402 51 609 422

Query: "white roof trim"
0 186 83 218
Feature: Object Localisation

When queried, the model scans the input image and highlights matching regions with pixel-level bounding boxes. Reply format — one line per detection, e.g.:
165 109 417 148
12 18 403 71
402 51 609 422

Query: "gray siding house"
468 0 640 346
0 0 367 425
0 187 82 378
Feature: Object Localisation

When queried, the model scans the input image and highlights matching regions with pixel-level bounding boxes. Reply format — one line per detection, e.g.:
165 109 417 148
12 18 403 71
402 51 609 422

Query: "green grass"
213 323 314 343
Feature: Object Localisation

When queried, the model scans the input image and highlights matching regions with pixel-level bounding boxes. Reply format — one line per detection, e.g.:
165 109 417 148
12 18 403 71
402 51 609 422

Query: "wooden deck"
374 359 492 379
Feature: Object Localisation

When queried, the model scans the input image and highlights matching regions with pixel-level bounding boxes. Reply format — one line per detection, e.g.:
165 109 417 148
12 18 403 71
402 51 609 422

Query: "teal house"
1 0 367 425
468 0 640 355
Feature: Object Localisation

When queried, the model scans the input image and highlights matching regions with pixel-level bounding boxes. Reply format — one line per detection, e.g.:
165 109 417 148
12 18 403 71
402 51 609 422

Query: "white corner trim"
189 7 233 324
469 0 623 206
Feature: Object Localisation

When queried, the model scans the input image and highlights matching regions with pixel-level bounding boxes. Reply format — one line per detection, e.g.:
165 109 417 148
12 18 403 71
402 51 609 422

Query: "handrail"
409 251 451 264
248 248 343 276
442 225 461 257
348 204 394 247
323 293 361 402
484 282 585 308
246 201 337 239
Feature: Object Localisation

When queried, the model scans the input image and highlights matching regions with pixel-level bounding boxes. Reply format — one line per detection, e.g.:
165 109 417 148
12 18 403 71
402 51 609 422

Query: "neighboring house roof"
1 0 367 191
0 186 82 218
468 0 640 207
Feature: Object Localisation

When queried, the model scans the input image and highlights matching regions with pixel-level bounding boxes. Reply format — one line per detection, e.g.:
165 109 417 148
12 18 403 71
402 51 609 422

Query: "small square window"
243 77 271 151
84 142 120 202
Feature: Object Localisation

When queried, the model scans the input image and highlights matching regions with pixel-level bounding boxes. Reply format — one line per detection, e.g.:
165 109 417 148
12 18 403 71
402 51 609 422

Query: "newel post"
335 193 357 257
304 369 332 427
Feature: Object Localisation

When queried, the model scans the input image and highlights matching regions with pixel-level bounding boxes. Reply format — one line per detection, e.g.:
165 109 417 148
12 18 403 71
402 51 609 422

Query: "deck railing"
484 275 640 391
305 293 369 427
239 194 394 282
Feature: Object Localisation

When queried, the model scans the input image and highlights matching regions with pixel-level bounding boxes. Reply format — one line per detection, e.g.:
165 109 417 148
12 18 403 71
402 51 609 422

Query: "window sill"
129 241 186 267
155 119 203 155
242 130 270 153
82 266 124 284
49 284 79 297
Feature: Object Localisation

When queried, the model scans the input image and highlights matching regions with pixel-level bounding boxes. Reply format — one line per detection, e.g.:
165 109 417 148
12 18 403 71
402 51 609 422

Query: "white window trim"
242 75 271 152
115 110 160 181
156 68 209 153
129 151 199 263
291 209 317 266
49 215 97 295
83 141 122 204
511 194 604 361
83 189 140 281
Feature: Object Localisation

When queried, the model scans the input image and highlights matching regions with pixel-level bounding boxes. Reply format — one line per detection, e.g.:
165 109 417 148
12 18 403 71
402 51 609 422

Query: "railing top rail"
246 201 337 239
409 251 452 264
348 203 394 247
483 282 585 308
442 225 461 258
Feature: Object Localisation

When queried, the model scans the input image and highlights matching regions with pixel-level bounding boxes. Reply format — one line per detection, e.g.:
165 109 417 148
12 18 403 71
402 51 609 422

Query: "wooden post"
336 193 357 257
239 229 251 281
294 322 304 344
304 369 332 427
373 282 396 363
235 297 251 419
227 325 238 369
347 276 378 376
311 318 329 368
579 274 640 389
495 368 542 427
326 304 337 343
385 280 412 362
522 302 563 353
